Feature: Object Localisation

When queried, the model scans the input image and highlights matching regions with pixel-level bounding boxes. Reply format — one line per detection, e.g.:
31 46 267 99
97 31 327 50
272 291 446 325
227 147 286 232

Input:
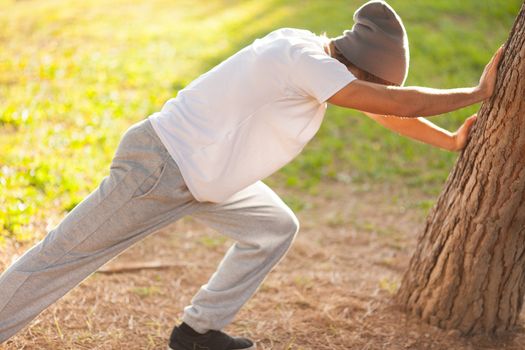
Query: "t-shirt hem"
148 115 208 203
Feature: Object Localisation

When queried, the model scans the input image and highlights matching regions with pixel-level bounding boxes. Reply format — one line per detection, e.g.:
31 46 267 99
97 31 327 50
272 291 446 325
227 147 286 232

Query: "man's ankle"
179 322 208 336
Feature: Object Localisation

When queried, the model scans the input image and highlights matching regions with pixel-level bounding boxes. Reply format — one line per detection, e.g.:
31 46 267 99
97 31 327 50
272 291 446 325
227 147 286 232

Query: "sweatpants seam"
0 149 148 319
0 275 30 315
57 150 171 264
24 154 167 274
8 176 134 277
49 170 141 265
66 191 196 263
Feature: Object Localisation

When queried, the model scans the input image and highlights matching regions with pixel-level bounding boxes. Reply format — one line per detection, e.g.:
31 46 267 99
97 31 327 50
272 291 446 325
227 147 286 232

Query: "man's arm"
327 46 503 117
364 111 478 152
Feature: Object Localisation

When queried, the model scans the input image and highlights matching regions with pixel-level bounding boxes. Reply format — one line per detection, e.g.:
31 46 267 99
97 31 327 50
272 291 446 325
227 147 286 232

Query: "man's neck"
324 41 333 57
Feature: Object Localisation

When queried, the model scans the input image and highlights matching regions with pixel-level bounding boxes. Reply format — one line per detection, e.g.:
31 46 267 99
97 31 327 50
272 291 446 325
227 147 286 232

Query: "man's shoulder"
262 27 317 42
258 27 321 53
271 27 314 36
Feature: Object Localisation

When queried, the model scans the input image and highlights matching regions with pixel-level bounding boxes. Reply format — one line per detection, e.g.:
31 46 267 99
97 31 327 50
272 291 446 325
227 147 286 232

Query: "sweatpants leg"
182 181 300 333
0 119 198 343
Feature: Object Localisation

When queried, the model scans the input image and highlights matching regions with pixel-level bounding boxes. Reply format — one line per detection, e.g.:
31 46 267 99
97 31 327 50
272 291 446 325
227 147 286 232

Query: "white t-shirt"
148 27 356 203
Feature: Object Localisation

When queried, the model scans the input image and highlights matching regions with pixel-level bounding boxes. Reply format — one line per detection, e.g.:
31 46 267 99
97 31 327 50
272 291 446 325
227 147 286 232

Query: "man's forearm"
385 85 486 117
329 80 488 118
365 112 456 151
328 46 502 117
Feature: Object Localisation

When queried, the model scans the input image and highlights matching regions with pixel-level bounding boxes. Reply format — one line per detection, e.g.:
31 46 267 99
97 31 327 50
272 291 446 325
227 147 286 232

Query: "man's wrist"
473 85 490 102
448 133 459 152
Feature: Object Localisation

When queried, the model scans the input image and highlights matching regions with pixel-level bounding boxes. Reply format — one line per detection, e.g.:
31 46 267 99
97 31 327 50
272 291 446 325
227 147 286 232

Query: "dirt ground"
2 181 525 350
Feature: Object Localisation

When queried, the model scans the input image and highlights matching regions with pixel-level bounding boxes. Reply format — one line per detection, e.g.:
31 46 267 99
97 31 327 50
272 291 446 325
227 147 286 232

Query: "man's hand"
477 46 505 99
452 114 478 151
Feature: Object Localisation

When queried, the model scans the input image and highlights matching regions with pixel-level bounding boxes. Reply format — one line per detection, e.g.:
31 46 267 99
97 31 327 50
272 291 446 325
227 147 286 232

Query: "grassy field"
0 0 521 242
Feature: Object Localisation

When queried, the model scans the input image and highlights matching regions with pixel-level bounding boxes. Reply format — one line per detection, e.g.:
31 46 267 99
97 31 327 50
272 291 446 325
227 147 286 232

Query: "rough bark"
396 2 525 336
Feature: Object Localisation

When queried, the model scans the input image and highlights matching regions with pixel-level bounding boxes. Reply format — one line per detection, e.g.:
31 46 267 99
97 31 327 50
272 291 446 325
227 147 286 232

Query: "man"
0 1 502 349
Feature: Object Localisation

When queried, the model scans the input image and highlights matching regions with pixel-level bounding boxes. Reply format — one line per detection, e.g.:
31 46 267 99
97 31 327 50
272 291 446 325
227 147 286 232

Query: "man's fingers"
492 46 504 66
486 46 504 71
461 115 477 134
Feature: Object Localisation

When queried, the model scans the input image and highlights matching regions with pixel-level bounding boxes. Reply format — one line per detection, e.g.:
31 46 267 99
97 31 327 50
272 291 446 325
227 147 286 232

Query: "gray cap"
333 0 409 86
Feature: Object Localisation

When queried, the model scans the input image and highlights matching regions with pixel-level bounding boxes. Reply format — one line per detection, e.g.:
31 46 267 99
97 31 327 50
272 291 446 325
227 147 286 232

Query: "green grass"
0 0 521 242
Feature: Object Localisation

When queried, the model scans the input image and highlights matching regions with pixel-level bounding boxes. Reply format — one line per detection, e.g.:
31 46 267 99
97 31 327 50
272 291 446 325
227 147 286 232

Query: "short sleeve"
290 46 357 103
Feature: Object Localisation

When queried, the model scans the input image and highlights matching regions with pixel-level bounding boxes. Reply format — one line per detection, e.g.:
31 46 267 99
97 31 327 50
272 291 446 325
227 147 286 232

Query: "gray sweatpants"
0 118 300 343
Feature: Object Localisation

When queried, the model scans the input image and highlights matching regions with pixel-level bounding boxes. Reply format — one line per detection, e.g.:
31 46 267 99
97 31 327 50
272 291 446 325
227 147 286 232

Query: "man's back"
149 27 356 202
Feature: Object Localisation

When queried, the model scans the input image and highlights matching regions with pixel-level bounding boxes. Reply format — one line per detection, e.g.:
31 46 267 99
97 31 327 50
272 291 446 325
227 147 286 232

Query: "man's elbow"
383 87 422 117
396 95 437 117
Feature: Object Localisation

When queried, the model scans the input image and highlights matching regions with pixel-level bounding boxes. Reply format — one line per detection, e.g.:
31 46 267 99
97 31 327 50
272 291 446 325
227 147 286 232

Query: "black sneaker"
168 322 256 350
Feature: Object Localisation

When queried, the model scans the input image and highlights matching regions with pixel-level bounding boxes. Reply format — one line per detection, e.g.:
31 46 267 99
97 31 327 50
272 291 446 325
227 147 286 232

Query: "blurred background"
0 0 522 243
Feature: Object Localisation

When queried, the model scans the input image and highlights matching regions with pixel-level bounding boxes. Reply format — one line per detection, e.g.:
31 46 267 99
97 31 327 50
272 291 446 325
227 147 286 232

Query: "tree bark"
396 2 525 336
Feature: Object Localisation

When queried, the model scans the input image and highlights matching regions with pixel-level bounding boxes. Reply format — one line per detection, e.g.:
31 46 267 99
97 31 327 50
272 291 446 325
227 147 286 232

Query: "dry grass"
2 182 525 349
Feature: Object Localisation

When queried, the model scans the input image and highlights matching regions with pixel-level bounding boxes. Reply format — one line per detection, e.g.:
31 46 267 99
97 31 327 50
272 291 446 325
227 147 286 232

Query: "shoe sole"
168 345 256 350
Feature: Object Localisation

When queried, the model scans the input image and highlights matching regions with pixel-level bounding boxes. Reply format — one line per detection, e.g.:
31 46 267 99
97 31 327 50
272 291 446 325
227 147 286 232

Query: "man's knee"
267 209 300 247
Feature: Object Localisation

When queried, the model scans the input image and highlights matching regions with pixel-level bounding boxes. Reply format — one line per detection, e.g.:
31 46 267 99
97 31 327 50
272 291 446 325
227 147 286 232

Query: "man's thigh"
191 181 300 241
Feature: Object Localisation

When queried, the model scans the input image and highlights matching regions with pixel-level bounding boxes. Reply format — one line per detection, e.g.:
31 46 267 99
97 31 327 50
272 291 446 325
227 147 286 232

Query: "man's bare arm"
364 112 455 150
364 111 478 152
327 46 503 117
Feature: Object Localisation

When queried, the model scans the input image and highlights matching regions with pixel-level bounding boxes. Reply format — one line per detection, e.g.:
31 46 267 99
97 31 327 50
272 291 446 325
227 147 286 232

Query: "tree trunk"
396 2 525 336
